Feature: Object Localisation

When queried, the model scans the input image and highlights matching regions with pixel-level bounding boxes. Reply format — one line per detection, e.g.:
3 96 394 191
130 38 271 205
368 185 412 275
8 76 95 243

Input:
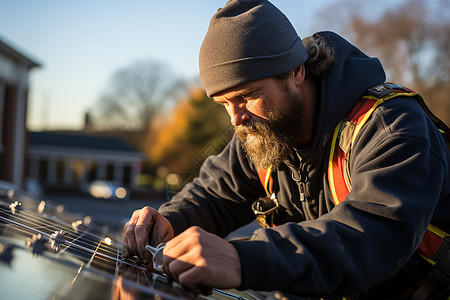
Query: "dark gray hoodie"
158 32 449 297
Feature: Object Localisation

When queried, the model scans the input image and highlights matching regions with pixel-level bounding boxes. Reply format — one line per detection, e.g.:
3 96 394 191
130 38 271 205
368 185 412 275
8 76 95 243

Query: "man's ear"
293 64 306 86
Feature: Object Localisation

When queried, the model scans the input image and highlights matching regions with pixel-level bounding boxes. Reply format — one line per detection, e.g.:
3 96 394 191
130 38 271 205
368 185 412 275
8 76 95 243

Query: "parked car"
24 178 44 200
86 180 129 201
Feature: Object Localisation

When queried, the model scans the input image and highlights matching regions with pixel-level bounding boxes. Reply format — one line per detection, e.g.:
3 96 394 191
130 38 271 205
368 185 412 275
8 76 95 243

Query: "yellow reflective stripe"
350 99 386 147
352 92 418 146
356 92 418 148
418 253 436 266
427 224 449 237
328 120 343 206
364 92 418 101
419 225 449 266
329 91 418 206
264 165 273 197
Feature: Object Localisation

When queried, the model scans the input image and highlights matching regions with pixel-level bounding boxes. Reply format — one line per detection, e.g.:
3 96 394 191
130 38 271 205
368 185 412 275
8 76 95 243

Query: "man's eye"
241 90 260 102
240 94 250 101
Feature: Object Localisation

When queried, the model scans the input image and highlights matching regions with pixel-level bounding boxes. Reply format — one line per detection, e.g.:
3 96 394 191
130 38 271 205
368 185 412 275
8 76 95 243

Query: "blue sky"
0 0 398 131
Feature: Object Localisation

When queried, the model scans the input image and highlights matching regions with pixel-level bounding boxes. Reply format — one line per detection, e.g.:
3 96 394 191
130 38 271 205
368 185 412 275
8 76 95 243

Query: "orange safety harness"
254 166 277 228
255 82 449 295
327 83 450 294
328 83 449 266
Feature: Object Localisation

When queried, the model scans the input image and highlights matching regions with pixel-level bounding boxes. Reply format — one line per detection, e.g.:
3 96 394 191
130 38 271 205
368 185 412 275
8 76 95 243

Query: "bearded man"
122 0 450 298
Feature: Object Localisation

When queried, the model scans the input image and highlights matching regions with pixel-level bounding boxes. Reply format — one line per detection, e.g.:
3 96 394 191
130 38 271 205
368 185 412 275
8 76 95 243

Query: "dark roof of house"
29 131 140 153
0 36 41 68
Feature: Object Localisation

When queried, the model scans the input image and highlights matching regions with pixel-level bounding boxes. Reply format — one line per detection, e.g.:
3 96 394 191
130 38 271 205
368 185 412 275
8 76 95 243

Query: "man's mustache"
236 119 271 135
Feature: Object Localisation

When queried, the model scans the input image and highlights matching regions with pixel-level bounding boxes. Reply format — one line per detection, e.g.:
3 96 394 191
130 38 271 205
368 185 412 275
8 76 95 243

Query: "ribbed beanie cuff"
199 0 308 96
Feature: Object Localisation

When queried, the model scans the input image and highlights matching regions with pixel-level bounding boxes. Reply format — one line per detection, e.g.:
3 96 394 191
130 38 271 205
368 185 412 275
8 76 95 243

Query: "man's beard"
235 89 304 170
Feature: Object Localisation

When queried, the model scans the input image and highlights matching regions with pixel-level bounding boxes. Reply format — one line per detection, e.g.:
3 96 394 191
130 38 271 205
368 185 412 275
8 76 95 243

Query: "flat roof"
29 131 140 154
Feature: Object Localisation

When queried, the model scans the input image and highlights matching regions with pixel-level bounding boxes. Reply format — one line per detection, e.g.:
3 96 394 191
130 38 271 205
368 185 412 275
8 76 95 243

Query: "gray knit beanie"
199 0 308 97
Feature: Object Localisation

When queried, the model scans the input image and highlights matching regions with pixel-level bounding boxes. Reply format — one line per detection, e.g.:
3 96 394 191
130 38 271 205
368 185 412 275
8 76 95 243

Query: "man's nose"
228 103 250 126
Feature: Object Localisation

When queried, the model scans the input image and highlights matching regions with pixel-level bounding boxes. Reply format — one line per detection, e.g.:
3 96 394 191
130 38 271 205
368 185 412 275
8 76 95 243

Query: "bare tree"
314 0 450 124
92 60 185 150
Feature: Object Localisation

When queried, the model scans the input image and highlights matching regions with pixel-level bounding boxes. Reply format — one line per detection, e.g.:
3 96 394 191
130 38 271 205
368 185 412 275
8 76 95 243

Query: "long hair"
274 34 335 83
302 33 335 81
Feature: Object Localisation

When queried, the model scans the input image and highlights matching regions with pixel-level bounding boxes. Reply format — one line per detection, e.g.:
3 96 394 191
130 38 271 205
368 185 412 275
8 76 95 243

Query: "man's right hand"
122 206 174 266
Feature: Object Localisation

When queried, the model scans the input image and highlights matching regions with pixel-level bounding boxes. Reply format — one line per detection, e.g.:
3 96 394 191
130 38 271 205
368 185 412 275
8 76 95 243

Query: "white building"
27 131 144 191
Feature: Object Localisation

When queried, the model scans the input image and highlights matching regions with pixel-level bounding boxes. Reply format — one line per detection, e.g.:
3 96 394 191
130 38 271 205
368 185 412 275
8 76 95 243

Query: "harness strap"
328 97 384 206
417 225 449 262
255 166 277 228
328 83 449 269
257 166 273 196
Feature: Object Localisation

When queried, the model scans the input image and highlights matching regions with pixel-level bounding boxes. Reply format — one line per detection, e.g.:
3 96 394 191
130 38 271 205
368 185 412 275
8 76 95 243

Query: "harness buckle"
252 193 279 228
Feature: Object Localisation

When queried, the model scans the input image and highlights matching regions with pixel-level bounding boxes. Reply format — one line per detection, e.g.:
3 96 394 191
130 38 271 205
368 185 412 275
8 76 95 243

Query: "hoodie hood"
308 31 386 157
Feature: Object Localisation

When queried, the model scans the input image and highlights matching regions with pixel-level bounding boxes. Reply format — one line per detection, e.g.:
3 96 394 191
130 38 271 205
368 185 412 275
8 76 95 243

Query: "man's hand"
163 226 242 293
122 206 174 266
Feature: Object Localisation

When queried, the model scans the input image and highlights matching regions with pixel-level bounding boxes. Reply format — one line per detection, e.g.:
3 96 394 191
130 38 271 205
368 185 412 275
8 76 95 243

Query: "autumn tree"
145 86 231 186
315 0 450 124
92 59 185 151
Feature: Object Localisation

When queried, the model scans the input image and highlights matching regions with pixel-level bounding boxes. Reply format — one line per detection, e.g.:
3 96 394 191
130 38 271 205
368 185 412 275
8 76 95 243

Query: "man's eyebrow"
238 86 257 94
234 88 259 99
214 91 244 101
213 98 225 103
213 86 258 102
242 89 259 97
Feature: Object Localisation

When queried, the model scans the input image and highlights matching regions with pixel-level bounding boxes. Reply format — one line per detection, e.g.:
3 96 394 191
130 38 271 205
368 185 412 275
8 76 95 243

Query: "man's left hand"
163 226 242 293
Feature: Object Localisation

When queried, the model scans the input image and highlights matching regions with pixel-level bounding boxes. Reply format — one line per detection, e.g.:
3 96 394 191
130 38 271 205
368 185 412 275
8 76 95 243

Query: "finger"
122 223 129 257
164 226 242 290
164 226 199 252
178 265 208 292
122 234 129 258
149 225 169 246
122 220 130 257
122 212 140 257
149 223 166 246
163 233 191 268
149 216 174 246
134 208 158 264
166 254 195 281
163 236 192 280
123 223 138 258
163 226 202 271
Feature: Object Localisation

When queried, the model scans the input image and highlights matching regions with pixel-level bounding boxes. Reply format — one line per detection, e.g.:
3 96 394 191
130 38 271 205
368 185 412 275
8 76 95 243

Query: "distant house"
0 37 40 188
27 131 144 191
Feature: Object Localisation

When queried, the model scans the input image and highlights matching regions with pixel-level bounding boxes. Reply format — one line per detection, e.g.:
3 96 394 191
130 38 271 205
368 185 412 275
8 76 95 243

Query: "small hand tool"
145 243 165 272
